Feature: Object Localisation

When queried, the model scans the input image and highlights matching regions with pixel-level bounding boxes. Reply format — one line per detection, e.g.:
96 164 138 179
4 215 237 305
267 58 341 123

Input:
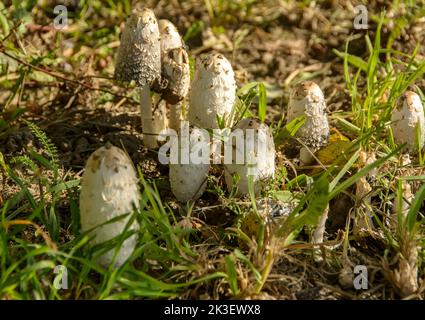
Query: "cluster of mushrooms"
78 7 425 267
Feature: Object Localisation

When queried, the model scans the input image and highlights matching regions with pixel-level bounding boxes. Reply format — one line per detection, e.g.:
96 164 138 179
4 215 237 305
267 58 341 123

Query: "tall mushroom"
390 91 425 229
384 91 424 296
287 81 330 165
169 123 210 202
387 156 418 298
189 53 236 129
287 81 330 245
114 7 162 149
224 118 275 196
79 144 140 267
156 20 190 131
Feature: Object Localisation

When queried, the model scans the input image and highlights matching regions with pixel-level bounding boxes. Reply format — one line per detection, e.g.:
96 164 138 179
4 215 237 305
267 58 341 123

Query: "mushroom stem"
312 205 329 244
312 204 329 262
140 85 158 149
299 146 315 166
391 179 413 232
386 154 411 231
169 101 182 131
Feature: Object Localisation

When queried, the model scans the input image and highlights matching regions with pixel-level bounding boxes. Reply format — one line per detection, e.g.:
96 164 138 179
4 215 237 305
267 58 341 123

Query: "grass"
0 0 424 300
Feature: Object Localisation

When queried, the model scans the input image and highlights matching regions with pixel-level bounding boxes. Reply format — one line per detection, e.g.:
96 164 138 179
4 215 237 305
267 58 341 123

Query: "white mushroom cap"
169 126 210 202
79 144 140 267
224 118 275 196
114 7 161 87
391 91 425 154
287 81 326 120
159 19 183 52
287 81 330 164
189 53 236 129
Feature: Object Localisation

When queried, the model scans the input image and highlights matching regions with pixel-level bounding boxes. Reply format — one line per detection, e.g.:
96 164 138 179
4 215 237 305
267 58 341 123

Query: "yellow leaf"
317 130 353 165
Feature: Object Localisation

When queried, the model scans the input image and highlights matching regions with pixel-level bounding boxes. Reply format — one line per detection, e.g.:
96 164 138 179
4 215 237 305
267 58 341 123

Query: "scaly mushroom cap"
152 19 189 104
391 91 425 154
159 19 182 51
114 7 161 87
224 118 275 196
79 144 140 267
161 47 190 104
169 126 210 202
189 53 236 128
287 81 330 150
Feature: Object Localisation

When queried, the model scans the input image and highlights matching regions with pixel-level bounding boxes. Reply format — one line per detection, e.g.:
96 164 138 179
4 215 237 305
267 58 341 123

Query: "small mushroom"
157 20 190 130
392 180 413 230
79 144 140 267
189 53 236 129
353 150 377 239
287 81 330 165
389 237 418 298
390 154 412 231
224 118 275 196
391 90 425 154
114 7 162 149
387 93 424 290
287 82 330 245
169 124 210 202
387 164 418 297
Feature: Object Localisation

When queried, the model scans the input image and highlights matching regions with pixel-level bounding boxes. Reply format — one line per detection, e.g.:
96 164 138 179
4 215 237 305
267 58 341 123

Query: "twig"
0 46 130 99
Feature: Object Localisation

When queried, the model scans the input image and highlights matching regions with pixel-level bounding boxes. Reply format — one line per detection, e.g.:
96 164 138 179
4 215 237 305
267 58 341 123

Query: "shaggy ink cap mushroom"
189 53 236 129
391 90 425 154
79 144 140 268
114 7 161 87
170 125 210 202
114 7 163 149
287 81 330 164
161 47 190 104
158 19 189 103
224 118 275 196
154 19 190 129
